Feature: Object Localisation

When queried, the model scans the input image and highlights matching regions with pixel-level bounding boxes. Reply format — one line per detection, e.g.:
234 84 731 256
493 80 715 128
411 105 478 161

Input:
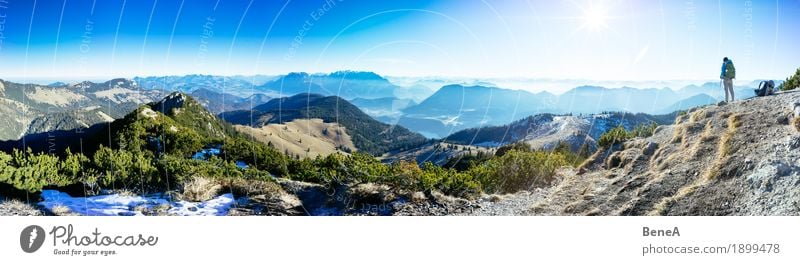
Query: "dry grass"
115 189 137 197
690 121 716 159
699 120 716 142
702 114 741 181
702 162 723 182
793 116 800 132
410 191 427 203
223 178 283 198
51 205 74 216
649 182 701 216
689 109 708 123
670 124 687 144
0 200 43 216
181 176 223 202
719 114 742 158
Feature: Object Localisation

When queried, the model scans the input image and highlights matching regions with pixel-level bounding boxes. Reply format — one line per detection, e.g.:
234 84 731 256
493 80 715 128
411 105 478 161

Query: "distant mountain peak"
327 70 386 81
104 78 136 85
150 91 188 115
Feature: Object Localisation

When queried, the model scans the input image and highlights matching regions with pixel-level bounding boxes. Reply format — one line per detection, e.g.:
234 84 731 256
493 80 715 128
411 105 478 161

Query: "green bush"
469 149 569 194
420 162 480 197
598 122 657 147
780 67 800 91
552 141 591 167
495 142 532 157
223 137 289 177
0 149 72 192
598 126 631 147
443 151 493 171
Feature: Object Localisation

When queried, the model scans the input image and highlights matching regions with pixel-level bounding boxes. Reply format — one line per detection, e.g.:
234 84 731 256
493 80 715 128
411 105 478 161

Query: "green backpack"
725 61 736 79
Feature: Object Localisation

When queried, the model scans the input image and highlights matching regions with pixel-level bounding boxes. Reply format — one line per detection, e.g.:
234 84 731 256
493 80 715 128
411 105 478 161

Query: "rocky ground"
491 90 800 216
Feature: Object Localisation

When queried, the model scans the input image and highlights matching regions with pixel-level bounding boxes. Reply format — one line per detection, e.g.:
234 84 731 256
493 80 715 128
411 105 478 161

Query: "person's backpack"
725 61 736 79
754 80 775 97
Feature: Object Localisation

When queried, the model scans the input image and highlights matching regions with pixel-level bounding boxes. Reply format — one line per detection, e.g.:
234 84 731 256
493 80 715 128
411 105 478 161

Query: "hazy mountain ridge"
189 88 271 114
258 71 400 100
133 74 268 98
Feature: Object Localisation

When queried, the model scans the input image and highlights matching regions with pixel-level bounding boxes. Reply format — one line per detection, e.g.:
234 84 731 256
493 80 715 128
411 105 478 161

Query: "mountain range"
0 78 166 141
393 82 763 138
257 71 401 100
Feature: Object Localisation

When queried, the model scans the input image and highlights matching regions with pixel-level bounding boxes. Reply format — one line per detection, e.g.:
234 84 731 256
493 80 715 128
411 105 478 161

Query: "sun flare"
582 5 609 31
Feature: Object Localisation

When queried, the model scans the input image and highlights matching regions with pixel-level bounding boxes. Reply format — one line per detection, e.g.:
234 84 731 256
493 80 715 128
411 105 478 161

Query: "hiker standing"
721 57 736 102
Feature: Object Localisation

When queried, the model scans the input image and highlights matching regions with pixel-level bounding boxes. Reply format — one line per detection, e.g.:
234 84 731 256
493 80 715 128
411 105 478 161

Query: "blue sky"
0 0 798 83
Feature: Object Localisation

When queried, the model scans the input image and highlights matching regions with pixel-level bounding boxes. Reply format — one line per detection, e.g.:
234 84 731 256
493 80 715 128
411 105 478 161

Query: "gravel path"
460 190 550 216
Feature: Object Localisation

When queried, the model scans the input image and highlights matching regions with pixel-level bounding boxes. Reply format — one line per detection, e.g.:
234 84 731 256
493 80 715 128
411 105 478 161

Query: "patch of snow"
193 148 221 160
77 120 90 128
439 115 462 126
169 125 178 132
27 86 88 107
140 108 158 119
162 194 235 216
38 190 235 216
473 141 503 147
83 106 101 111
96 111 115 122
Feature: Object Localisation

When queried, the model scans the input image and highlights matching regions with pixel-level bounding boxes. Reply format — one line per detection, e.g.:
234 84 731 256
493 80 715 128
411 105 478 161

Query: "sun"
581 4 609 31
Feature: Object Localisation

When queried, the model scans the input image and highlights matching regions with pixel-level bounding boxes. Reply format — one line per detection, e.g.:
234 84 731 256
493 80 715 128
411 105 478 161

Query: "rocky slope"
468 90 800 216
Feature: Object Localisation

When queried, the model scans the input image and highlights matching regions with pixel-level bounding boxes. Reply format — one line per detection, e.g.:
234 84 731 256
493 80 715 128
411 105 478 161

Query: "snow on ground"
38 190 235 216
193 148 221 160
140 108 158 118
95 111 115 122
